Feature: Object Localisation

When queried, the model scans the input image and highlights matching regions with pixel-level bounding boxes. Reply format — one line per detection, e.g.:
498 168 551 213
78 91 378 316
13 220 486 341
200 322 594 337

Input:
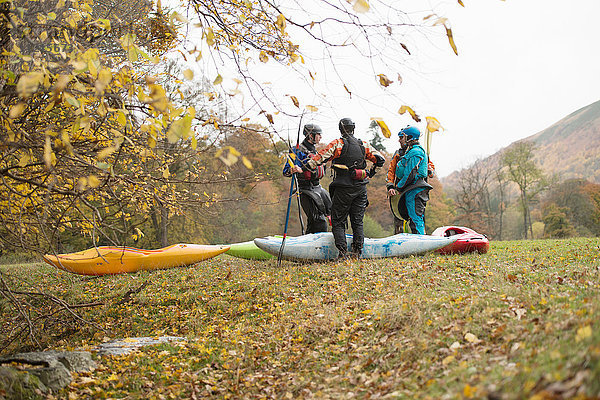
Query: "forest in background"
447 154 600 242
444 99 600 242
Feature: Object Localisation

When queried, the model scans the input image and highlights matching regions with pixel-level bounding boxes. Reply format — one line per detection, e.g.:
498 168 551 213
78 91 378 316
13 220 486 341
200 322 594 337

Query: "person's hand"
292 165 303 174
388 188 397 197
367 166 377 178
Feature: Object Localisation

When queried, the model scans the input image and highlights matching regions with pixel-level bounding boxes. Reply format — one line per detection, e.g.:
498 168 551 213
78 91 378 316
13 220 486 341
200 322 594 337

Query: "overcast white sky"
410 0 600 177
186 0 600 178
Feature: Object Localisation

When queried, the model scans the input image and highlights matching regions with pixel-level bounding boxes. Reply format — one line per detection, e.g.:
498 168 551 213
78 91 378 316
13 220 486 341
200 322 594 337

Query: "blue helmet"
398 126 420 140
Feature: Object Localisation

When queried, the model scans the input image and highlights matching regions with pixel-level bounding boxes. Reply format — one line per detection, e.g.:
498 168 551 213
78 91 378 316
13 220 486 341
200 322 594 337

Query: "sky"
410 0 600 177
185 0 600 178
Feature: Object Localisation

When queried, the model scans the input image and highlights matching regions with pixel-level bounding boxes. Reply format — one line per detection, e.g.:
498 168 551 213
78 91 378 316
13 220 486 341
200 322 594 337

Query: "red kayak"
431 226 490 255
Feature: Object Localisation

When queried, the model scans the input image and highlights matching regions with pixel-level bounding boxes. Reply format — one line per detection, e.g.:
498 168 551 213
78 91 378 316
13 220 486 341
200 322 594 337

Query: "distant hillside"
442 99 600 188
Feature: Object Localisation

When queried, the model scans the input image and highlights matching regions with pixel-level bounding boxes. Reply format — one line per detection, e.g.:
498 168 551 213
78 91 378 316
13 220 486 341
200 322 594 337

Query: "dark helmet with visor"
303 124 322 137
338 118 355 135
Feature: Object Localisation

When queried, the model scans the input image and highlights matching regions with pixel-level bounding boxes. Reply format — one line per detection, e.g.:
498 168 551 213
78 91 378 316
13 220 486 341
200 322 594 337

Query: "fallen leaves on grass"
2 238 600 399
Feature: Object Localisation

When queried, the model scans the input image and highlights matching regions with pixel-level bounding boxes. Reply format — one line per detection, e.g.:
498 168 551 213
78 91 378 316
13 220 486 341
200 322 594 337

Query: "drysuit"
387 143 432 235
307 135 384 256
283 138 331 234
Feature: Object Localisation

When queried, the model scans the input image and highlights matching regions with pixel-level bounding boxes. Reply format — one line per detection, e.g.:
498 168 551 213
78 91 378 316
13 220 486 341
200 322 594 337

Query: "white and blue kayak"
254 232 456 261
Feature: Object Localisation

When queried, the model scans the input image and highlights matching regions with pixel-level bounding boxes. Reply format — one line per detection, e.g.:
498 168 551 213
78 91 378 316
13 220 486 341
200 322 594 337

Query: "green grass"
1 238 600 399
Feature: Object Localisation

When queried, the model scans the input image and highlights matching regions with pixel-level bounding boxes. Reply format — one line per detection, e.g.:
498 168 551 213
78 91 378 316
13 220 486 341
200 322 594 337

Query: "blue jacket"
282 147 308 177
395 144 428 190
283 139 325 190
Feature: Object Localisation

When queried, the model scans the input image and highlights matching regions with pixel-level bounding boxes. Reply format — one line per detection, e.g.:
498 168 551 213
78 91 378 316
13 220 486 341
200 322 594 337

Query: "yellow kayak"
42 244 230 276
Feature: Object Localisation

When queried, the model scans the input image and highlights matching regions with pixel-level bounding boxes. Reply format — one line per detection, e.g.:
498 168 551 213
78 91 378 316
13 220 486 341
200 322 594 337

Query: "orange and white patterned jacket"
306 138 384 169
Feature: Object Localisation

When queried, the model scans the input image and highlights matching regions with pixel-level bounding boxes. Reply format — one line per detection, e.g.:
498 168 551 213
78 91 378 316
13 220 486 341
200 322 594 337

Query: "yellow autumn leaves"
16 72 44 98
119 33 157 63
167 108 195 144
424 14 458 55
349 0 370 13
215 146 253 169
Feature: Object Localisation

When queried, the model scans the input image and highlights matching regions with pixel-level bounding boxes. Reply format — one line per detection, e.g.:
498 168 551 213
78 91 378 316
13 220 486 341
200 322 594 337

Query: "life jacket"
332 135 367 187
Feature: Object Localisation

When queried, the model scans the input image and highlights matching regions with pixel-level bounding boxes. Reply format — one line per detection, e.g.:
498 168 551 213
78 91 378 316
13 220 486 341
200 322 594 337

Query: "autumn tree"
502 142 548 239
542 203 576 238
493 166 508 240
0 0 252 349
582 181 600 236
451 158 494 235
0 0 191 252
0 0 268 253
543 179 600 237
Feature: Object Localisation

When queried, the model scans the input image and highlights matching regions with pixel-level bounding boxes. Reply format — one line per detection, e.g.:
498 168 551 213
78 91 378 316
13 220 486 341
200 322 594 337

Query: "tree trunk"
159 203 168 247
498 201 504 241
150 198 169 247
150 206 159 243
521 192 528 239
528 207 534 239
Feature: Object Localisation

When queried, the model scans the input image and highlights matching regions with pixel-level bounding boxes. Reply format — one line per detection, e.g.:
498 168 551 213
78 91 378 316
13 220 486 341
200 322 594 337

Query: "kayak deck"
226 240 274 260
43 244 230 276
254 232 456 261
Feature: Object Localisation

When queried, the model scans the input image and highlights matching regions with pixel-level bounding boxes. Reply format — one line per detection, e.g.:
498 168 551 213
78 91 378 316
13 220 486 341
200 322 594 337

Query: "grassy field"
1 238 600 399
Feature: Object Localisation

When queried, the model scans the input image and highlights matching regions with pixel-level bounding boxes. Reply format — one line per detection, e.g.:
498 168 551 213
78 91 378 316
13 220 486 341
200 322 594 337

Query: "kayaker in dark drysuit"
306 118 385 259
386 126 433 235
283 124 332 234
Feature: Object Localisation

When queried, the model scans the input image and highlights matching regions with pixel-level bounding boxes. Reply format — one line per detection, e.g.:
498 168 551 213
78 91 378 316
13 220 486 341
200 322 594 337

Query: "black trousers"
330 184 368 255
299 192 328 234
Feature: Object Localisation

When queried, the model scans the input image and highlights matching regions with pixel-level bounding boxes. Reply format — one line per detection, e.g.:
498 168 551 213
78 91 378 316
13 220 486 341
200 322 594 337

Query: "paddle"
278 114 304 266
296 174 305 235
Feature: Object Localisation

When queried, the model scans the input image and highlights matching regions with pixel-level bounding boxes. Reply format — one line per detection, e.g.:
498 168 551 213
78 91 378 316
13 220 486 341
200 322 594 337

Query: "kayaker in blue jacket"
386 126 432 235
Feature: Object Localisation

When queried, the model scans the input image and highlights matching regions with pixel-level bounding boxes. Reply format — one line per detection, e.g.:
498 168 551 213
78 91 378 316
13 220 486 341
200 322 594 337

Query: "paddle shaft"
296 175 305 235
279 115 304 266
278 166 297 266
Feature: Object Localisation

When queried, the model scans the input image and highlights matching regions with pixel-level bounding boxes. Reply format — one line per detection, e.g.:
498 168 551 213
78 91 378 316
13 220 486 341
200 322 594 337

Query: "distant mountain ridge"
442 99 600 187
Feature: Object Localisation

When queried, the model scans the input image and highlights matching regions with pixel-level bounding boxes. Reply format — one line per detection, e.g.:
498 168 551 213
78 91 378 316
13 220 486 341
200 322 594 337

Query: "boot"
349 245 362 259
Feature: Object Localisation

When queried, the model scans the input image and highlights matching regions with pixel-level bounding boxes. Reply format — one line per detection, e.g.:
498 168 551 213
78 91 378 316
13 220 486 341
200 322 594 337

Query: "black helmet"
303 124 322 137
338 118 355 135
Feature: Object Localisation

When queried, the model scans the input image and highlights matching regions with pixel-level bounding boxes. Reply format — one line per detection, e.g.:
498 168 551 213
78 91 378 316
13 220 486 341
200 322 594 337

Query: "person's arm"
386 152 400 195
363 142 385 167
283 149 305 177
361 141 385 179
306 138 344 169
427 159 436 178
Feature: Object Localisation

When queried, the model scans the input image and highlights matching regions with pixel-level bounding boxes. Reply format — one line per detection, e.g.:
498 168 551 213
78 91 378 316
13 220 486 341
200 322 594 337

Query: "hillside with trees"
440 100 600 240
